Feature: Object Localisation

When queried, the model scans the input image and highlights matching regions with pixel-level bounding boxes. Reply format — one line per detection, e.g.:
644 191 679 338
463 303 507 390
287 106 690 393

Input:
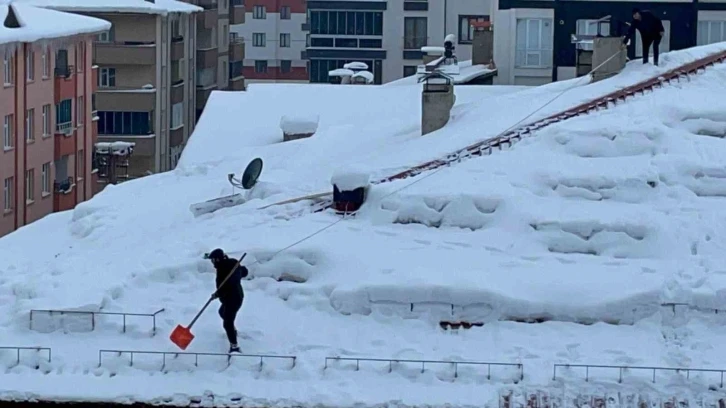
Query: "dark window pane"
311 11 320 34
364 12 374 35
359 38 382 48
329 11 338 34
355 12 364 35
373 12 383 35
337 12 346 35
310 37 334 47
320 11 328 34
346 12 355 35
335 38 357 48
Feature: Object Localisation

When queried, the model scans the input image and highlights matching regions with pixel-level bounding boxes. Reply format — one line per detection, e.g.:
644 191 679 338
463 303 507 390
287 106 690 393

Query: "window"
42 104 51 137
25 109 34 142
280 33 291 47
229 60 243 78
403 65 417 77
98 68 116 87
97 111 152 136
26 50 34 81
25 169 34 203
4 54 13 85
253 5 266 19
77 96 84 125
280 60 291 73
41 47 49 78
41 162 50 195
77 149 84 180
3 177 12 211
56 99 72 132
280 6 291 19
310 11 383 36
459 15 489 44
515 18 553 68
404 17 427 50
171 19 181 39
575 19 610 51
96 27 115 42
222 23 229 48
254 60 268 73
698 21 726 46
171 102 183 129
3 114 13 150
252 33 266 47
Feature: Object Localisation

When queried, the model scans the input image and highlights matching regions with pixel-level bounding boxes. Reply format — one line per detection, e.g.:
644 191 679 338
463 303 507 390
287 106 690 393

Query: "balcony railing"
56 121 73 134
54 177 74 194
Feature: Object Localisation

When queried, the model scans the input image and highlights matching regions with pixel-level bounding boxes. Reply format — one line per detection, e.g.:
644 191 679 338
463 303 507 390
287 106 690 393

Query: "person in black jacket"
623 8 665 66
208 248 248 353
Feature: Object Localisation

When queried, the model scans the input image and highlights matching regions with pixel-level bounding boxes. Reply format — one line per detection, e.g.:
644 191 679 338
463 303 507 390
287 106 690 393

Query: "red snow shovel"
170 253 247 350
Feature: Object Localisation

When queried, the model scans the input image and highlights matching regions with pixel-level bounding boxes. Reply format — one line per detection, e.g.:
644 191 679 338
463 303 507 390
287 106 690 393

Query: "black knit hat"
208 248 226 261
632 8 640 14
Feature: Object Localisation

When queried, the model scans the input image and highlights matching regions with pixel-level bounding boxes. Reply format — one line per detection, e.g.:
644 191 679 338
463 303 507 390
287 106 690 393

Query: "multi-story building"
0 3 110 238
19 0 205 177
304 0 492 84
188 0 246 117
231 0 307 83
492 0 726 85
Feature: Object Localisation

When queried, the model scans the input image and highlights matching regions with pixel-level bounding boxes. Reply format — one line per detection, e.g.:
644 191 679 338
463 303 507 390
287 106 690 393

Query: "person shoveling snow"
208 248 248 353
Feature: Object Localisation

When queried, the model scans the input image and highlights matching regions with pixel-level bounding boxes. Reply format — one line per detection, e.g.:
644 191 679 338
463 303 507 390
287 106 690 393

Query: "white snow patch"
331 169 370 191
18 0 201 14
0 3 110 44
280 114 319 135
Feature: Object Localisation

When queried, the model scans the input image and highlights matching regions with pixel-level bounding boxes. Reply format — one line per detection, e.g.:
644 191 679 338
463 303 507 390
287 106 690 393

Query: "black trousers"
218 298 242 345
642 35 661 65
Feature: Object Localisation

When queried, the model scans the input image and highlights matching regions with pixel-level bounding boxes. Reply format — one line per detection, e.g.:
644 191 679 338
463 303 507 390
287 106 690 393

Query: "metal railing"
0 346 52 367
324 356 523 380
30 308 165 335
553 364 726 388
55 121 73 134
53 177 74 194
98 349 297 370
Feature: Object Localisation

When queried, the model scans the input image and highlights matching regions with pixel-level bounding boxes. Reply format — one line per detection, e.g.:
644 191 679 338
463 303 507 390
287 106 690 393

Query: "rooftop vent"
4 4 22 29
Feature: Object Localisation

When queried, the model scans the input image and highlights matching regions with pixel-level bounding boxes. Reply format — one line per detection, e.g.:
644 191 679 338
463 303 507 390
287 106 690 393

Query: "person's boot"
229 343 241 353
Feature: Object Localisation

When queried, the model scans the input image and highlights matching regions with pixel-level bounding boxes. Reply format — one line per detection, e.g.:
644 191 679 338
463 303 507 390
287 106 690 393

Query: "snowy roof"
0 3 110 43
3 42 726 405
16 0 201 15
328 68 354 77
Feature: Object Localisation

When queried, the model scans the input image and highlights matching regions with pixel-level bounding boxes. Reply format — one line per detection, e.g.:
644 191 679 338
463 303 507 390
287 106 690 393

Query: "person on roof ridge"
208 248 248 354
622 8 665 66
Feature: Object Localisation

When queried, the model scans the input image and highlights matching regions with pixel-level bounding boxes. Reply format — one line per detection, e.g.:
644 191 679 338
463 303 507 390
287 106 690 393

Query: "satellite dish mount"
228 158 264 198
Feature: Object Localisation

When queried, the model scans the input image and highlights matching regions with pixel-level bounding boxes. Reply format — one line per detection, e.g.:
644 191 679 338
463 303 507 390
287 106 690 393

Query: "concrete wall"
493 7 554 86
96 13 157 42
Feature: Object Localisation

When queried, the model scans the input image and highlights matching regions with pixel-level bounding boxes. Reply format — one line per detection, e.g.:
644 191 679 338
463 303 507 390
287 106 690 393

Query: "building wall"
0 34 98 239
235 0 308 82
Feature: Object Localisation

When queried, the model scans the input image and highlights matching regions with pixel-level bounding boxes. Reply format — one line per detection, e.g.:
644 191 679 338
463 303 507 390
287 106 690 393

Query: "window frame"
514 18 553 69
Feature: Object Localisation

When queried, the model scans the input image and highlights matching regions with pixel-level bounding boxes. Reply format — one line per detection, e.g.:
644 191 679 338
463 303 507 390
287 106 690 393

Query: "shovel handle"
187 252 248 330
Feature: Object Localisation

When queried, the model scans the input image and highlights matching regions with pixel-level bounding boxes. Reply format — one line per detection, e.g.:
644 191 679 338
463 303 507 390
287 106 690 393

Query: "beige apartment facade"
190 0 246 121
90 11 199 176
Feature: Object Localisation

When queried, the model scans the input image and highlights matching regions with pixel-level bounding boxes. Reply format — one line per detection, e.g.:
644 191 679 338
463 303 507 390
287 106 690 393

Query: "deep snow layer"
2 43 726 405
0 3 110 43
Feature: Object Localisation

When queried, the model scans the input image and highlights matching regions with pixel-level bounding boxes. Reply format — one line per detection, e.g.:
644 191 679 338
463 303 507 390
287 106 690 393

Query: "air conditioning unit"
62 126 73 135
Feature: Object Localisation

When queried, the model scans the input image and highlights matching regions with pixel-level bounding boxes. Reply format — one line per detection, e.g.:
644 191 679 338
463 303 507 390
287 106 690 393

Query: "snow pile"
18 0 201 14
328 68 354 78
95 141 134 155
280 114 319 136
352 71 374 84
331 169 370 191
0 3 110 44
343 61 368 71
2 43 726 405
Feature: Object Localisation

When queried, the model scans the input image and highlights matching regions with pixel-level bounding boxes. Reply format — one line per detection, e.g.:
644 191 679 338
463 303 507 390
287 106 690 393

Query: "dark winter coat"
624 11 664 42
214 257 248 304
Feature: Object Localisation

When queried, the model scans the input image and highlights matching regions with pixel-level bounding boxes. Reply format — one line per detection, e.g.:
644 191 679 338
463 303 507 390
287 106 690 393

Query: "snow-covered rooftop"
0 3 110 44
2 43 726 406
16 0 201 15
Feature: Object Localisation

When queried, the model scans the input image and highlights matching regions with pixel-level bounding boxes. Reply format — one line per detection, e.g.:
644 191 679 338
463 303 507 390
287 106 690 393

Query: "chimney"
471 20 494 67
4 3 22 29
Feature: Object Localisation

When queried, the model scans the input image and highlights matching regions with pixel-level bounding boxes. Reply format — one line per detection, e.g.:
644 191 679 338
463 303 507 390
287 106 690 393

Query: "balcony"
53 177 77 212
92 65 98 92
171 80 185 104
197 8 218 29
54 65 76 100
96 87 156 112
229 35 244 62
94 42 156 65
197 47 218 69
170 127 184 148
229 4 245 24
171 39 185 60
197 0 217 10
54 124 76 159
196 85 217 108
229 75 245 91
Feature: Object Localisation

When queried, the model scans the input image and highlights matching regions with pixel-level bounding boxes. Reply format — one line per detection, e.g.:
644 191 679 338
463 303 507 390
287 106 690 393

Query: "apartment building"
304 0 492 84
188 0 246 117
493 0 726 85
0 3 110 238
232 0 308 83
18 0 205 178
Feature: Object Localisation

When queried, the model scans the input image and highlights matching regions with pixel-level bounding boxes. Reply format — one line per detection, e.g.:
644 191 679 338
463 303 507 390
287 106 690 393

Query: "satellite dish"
241 158 263 189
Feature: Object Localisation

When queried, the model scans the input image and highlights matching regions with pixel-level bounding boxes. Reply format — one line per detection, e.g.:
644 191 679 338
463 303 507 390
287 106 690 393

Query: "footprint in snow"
414 239 431 245
445 241 471 248
374 230 397 237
